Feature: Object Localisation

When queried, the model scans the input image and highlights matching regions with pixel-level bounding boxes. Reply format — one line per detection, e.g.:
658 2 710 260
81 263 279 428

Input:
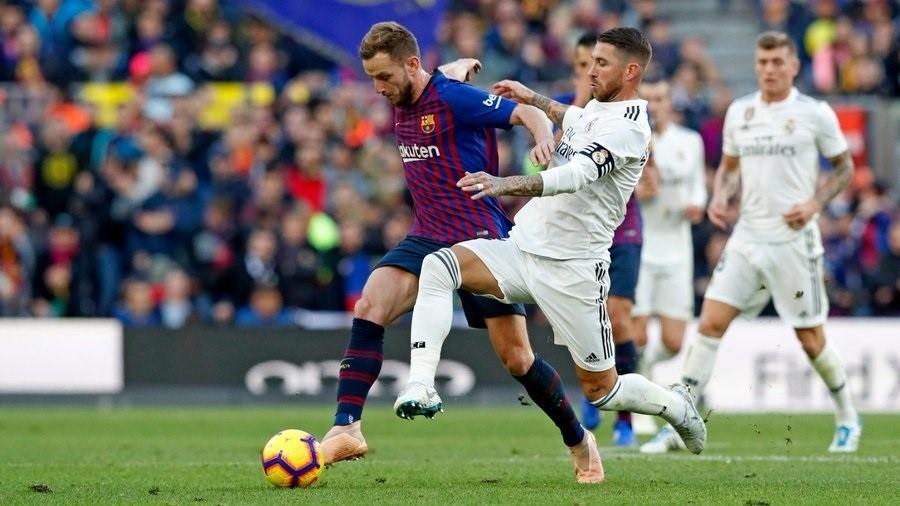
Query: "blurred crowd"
758 0 900 95
0 0 898 327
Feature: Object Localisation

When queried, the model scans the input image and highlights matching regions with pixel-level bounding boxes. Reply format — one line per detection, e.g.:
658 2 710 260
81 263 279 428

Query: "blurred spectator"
0 205 34 316
159 268 198 328
645 16 680 78
31 213 88 317
143 44 194 122
32 120 80 218
235 282 292 327
113 277 160 326
871 222 900 315
232 228 280 308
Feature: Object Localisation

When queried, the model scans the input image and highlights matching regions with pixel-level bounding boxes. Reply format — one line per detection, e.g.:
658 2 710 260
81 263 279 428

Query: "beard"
392 79 415 107
591 81 621 103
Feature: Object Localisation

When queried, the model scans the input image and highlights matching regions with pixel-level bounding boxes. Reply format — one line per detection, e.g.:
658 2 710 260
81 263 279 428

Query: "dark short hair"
756 30 797 56
597 27 652 68
576 32 599 49
359 21 420 62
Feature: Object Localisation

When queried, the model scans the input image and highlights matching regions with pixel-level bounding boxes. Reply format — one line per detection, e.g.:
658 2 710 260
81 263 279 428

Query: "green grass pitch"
1 405 898 504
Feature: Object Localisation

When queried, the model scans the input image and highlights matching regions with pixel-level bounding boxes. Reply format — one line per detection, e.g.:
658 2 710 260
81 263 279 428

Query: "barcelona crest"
421 114 436 134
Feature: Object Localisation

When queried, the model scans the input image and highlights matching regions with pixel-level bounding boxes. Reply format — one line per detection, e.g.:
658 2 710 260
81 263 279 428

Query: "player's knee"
661 332 684 353
795 329 824 358
633 323 648 348
610 315 632 344
353 294 389 324
421 251 459 290
697 314 728 337
578 369 618 402
501 349 534 377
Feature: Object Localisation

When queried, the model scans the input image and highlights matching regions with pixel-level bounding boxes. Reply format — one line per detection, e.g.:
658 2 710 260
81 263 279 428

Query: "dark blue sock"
513 356 584 447
615 341 638 424
334 318 384 426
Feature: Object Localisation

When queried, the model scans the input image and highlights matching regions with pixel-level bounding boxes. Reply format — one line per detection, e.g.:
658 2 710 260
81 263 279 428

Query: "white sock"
639 336 677 378
680 333 721 401
590 374 687 426
811 343 858 425
407 249 461 388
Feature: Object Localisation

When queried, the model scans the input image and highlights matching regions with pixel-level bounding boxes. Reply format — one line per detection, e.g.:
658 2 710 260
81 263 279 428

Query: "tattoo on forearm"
716 168 741 200
531 93 569 128
815 152 853 208
495 175 545 196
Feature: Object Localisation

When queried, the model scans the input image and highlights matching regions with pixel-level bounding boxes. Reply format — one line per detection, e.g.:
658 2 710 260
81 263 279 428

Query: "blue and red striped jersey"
393 71 515 244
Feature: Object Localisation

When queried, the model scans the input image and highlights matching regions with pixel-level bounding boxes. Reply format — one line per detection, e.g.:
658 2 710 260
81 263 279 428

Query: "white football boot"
394 381 443 420
668 384 706 454
828 419 862 453
639 424 684 454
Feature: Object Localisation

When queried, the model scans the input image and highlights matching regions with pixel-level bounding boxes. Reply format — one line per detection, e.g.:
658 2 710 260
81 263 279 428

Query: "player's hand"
438 58 482 82
491 80 534 104
684 205 704 224
634 165 659 201
458 171 502 200
782 199 821 230
529 139 554 167
707 197 730 230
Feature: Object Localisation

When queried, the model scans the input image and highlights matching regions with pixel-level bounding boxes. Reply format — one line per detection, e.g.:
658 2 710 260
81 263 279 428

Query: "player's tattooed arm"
815 150 854 209
530 93 569 128
783 150 854 230
492 79 570 129
708 154 740 229
457 171 543 200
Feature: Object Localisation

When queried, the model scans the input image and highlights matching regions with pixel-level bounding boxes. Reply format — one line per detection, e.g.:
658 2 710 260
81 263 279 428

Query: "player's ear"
624 62 640 82
405 55 420 76
789 55 800 78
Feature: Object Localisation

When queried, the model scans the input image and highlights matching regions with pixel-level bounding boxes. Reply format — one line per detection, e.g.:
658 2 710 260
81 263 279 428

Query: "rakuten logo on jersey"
398 143 441 162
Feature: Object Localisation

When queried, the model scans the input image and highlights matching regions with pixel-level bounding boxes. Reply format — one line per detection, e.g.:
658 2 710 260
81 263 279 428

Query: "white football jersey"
510 98 651 261
642 123 707 265
722 88 848 243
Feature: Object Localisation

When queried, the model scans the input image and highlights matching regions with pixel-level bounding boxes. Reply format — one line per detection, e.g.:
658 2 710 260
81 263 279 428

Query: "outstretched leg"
640 298 738 454
321 266 418 465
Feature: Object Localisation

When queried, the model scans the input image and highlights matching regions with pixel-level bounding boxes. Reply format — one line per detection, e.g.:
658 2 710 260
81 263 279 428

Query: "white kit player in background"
642 31 861 455
389 28 707 484
631 79 707 436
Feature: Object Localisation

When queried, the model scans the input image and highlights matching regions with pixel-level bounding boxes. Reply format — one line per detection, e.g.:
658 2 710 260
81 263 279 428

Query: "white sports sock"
590 374 687 426
639 336 677 378
407 249 461 388
811 343 858 425
680 334 721 401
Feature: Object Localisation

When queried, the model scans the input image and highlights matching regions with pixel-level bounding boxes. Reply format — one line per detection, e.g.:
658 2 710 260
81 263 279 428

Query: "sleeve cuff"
540 170 557 196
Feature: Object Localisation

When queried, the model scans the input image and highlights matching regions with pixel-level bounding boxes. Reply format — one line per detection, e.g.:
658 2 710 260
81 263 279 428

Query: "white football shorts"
457 238 615 372
632 258 695 320
704 228 828 328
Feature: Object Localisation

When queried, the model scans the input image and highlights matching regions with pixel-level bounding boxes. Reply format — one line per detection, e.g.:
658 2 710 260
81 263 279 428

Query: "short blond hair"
756 31 797 56
359 21 420 63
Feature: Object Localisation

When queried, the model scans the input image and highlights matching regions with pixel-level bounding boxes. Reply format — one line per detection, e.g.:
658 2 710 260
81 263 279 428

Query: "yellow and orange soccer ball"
261 429 324 488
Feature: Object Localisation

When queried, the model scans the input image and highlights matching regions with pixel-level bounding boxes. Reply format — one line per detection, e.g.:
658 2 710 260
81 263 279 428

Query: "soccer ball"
261 429 324 488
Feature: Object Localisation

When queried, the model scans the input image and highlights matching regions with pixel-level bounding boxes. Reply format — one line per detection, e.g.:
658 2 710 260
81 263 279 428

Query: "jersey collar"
755 87 798 106
585 98 647 111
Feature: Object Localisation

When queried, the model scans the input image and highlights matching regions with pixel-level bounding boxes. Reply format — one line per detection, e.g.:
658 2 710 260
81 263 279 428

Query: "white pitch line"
599 453 899 464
